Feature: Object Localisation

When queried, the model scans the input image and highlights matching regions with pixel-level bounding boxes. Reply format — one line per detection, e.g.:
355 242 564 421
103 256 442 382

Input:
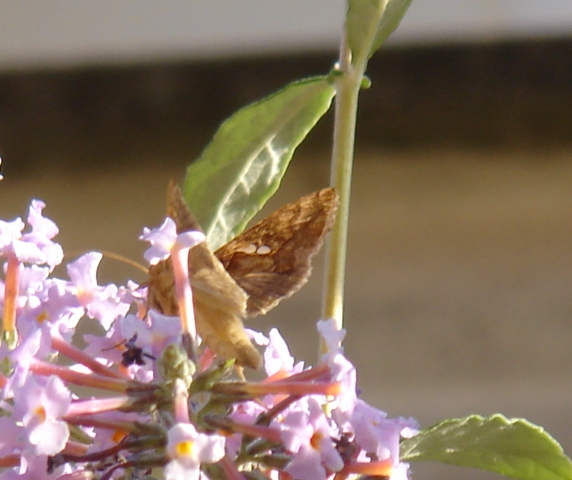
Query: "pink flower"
140 217 206 337
140 217 205 265
317 318 346 356
0 217 45 264
0 200 63 269
12 374 72 456
264 328 304 377
165 423 226 480
281 398 344 480
22 200 64 269
66 252 130 329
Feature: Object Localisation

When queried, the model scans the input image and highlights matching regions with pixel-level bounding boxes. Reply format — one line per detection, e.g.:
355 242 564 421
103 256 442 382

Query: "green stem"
321 36 365 334
320 17 376 355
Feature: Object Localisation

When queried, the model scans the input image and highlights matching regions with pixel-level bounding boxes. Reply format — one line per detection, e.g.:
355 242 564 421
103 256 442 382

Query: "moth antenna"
66 250 148 274
100 251 149 274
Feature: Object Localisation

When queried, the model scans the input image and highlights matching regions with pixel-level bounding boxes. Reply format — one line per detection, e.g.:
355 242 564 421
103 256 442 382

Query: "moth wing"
148 181 261 369
215 188 338 316
165 180 248 315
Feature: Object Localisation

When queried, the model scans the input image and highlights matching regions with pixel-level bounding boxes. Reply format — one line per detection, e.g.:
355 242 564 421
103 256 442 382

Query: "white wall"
0 0 571 70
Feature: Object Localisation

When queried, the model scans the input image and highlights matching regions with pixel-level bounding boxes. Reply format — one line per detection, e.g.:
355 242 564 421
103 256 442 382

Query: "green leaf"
401 414 572 480
346 0 412 62
182 76 335 250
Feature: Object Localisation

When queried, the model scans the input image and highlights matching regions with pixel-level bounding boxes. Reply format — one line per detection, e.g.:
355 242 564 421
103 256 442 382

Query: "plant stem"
321 18 376 357
321 34 363 335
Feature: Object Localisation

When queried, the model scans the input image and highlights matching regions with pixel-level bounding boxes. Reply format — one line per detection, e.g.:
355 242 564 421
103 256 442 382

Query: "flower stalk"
2 254 20 347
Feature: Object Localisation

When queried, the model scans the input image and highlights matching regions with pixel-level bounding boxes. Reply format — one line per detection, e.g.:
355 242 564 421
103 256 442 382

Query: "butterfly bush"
0 199 417 480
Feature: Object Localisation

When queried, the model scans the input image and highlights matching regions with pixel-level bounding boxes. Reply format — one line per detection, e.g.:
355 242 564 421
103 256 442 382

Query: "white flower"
165 423 226 480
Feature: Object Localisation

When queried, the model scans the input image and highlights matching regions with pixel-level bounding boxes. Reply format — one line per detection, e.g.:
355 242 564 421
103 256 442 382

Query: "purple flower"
0 217 25 243
66 252 130 329
317 318 346 356
264 328 300 377
66 252 104 304
24 201 59 241
0 416 25 456
141 218 206 338
21 200 64 269
18 264 50 294
352 400 419 459
88 311 182 381
7 328 52 380
0 200 63 269
17 279 84 341
0 217 45 264
123 310 182 356
281 398 344 480
341 400 418 480
351 400 395 460
0 198 419 480
165 423 226 480
12 374 72 456
140 217 205 265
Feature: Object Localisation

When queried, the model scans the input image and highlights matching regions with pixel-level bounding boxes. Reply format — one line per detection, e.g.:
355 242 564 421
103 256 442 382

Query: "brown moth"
148 181 338 369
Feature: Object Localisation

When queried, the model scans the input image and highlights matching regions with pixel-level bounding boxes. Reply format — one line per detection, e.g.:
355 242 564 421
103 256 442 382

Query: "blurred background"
1 1 572 478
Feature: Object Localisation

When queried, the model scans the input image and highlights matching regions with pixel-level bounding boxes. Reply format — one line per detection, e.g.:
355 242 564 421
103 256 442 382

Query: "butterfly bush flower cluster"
0 199 417 480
